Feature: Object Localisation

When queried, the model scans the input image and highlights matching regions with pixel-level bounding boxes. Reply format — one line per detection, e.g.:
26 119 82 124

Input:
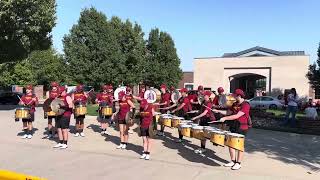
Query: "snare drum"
47 111 56 116
225 133 245 151
15 107 30 119
210 130 226 146
101 105 113 116
75 104 87 116
180 124 192 137
161 115 172 127
191 126 204 140
172 117 184 128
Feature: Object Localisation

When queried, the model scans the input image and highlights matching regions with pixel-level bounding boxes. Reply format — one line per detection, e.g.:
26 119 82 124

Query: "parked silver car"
248 96 284 109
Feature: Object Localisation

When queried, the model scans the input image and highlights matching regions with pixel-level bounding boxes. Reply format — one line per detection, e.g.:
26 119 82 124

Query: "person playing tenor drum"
96 84 114 135
213 89 251 170
157 84 171 136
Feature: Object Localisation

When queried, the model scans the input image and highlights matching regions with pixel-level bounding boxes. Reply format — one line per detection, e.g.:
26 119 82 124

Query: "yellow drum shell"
181 127 191 137
172 118 183 128
101 107 113 116
15 108 30 119
155 114 160 123
226 134 245 151
210 131 225 146
191 127 205 140
162 118 172 127
75 106 87 116
47 111 56 116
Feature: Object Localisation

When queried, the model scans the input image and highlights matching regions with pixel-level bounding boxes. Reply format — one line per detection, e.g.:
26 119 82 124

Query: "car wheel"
269 104 277 110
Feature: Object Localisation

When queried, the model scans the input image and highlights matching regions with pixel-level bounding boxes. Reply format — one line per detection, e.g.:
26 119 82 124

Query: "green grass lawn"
87 104 99 116
266 109 305 118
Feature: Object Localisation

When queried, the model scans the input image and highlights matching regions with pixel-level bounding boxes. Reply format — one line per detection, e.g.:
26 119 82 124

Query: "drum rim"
227 133 244 137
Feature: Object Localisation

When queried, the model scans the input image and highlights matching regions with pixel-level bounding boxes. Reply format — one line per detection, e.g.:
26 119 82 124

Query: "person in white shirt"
282 88 299 127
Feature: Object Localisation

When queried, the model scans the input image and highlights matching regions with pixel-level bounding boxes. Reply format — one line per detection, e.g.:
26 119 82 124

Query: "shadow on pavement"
104 133 143 156
160 132 227 167
246 129 320 171
16 128 39 136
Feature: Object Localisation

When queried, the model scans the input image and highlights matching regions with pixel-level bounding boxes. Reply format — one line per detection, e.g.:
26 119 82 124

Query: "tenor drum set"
15 107 31 121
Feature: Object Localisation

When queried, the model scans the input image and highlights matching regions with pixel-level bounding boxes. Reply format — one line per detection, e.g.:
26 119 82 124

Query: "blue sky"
53 0 320 71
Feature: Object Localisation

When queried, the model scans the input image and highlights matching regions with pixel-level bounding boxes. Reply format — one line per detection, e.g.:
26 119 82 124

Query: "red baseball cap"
59 86 66 93
218 87 224 93
140 99 148 109
26 85 33 90
118 91 126 100
198 85 204 91
233 89 245 98
179 88 188 93
160 84 167 90
108 84 113 90
203 91 212 97
51 81 59 87
76 84 83 91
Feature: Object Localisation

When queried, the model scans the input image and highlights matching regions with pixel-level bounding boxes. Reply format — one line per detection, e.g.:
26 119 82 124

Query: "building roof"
222 46 305 57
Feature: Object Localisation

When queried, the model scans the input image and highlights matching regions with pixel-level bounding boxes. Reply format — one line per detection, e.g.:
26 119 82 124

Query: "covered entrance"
230 73 266 98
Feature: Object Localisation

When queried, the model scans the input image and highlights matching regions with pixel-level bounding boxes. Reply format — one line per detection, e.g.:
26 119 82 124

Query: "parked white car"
248 96 284 109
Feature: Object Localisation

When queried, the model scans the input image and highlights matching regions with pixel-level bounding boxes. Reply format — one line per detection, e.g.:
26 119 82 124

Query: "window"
252 97 261 101
261 97 273 101
184 84 194 91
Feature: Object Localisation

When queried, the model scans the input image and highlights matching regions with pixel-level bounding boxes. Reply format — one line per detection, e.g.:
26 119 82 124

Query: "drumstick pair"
17 95 34 106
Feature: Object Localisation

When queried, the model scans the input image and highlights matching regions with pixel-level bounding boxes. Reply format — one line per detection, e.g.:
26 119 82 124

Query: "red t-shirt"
212 96 219 105
160 92 171 108
21 94 38 113
49 90 59 99
126 94 133 102
140 105 154 128
73 92 87 104
96 92 113 106
178 97 191 113
138 92 144 99
203 101 215 121
188 94 198 103
232 102 250 130
118 100 130 120
59 95 72 117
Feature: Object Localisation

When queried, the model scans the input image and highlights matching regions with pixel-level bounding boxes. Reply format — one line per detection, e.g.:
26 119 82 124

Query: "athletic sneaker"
231 163 241 170
128 129 133 134
145 154 150 160
27 134 33 139
100 131 105 135
116 144 124 149
121 144 127 149
194 148 206 154
21 134 28 139
175 139 182 143
224 161 236 167
47 134 53 139
53 143 63 148
140 154 147 159
74 133 80 137
80 132 85 137
103 131 109 135
60 144 68 149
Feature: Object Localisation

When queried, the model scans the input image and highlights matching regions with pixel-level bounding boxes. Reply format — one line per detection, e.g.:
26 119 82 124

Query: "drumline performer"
213 89 250 170
53 86 73 149
212 87 226 109
139 99 155 160
125 86 135 134
191 91 216 154
189 85 204 110
157 84 171 136
164 88 192 143
95 84 114 135
71 84 88 137
19 85 39 139
116 91 135 149
45 81 60 138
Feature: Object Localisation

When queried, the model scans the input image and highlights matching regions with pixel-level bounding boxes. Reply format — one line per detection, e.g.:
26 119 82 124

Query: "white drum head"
227 133 244 137
171 90 181 103
114 86 126 101
144 89 157 103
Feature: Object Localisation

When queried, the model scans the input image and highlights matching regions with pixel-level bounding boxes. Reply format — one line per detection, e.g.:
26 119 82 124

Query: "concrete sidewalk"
0 107 319 180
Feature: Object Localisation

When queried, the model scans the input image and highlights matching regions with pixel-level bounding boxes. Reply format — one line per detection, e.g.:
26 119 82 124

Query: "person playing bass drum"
157 84 171 136
213 89 251 170
116 91 135 149
19 85 39 139
164 88 192 143
45 81 59 139
53 86 73 149
139 99 155 160
191 91 216 154
96 84 114 135
71 84 88 137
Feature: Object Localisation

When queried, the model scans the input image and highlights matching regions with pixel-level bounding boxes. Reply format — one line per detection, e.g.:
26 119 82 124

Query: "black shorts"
140 127 150 137
56 115 70 129
22 113 34 123
118 119 126 125
199 117 210 126
75 115 85 124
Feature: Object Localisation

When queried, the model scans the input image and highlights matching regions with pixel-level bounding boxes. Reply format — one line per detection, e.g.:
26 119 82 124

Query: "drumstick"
17 95 25 105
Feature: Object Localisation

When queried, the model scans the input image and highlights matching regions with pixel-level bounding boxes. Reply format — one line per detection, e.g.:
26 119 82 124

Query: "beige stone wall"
194 55 310 97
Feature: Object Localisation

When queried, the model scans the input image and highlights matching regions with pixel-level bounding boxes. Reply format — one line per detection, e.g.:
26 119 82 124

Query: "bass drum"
114 86 126 101
171 90 181 104
144 88 161 103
